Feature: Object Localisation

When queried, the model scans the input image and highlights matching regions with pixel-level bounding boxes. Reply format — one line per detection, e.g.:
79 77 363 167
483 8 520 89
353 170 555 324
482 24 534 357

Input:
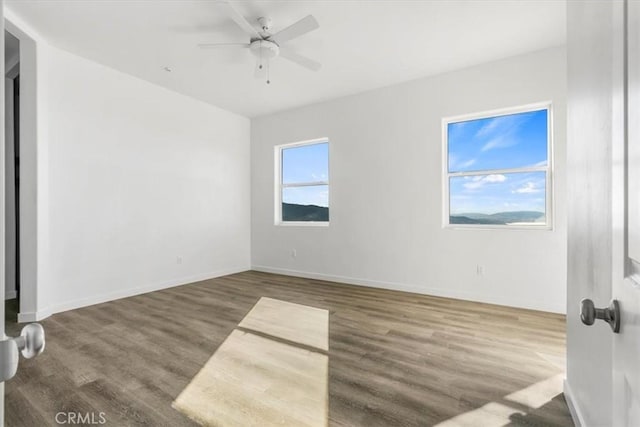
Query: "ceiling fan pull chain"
259 47 263 71
267 59 271 84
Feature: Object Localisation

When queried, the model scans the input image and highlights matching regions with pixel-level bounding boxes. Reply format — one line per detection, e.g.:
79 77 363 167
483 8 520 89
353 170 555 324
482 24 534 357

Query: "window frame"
442 102 554 230
274 137 330 227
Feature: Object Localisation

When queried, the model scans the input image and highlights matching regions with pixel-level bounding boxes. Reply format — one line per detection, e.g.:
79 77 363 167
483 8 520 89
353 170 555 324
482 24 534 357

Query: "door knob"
14 323 46 359
0 323 45 382
580 299 620 333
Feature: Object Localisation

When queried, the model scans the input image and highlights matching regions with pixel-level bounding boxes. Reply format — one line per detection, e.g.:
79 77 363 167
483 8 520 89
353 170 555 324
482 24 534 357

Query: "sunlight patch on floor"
172 297 329 427
435 402 526 427
434 374 564 427
505 373 564 409
239 297 329 351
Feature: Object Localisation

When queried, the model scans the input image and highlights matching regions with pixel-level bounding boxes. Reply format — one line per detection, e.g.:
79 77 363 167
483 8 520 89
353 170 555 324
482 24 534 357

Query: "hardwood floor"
5 271 571 426
174 297 329 426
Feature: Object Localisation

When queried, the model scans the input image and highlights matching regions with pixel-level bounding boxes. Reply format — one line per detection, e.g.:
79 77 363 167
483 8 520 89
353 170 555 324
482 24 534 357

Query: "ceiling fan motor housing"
257 17 273 33
250 40 280 59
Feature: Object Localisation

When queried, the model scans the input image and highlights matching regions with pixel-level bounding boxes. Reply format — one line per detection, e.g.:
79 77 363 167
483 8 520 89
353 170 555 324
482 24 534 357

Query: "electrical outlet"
291 249 297 258
476 265 484 275
177 256 183 265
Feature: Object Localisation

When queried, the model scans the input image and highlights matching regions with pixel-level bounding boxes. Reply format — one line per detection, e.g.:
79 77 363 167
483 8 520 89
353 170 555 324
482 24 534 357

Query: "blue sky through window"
282 142 329 184
447 109 548 220
281 142 329 211
448 109 548 173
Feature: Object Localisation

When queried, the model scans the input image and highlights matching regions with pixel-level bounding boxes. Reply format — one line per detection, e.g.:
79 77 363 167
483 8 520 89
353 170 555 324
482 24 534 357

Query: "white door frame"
3 13 40 323
1 0 6 423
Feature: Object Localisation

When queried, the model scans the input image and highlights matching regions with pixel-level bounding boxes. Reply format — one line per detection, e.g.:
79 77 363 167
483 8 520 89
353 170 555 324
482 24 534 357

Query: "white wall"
251 47 567 313
564 1 616 425
25 43 250 319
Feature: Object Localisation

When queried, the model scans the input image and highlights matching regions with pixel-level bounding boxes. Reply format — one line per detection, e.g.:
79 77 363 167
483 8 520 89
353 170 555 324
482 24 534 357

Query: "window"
275 139 329 225
443 104 552 228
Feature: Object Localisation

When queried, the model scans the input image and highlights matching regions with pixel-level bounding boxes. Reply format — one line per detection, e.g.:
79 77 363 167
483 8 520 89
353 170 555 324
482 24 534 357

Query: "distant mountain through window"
282 203 329 222
450 211 545 225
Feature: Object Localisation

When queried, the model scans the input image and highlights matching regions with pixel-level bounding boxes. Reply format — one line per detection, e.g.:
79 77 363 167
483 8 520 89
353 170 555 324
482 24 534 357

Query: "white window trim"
442 101 554 230
274 137 330 226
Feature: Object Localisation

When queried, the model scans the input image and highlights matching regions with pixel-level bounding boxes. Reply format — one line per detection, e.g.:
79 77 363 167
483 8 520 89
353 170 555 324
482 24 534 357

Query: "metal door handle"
580 299 620 333
14 323 46 358
0 323 45 382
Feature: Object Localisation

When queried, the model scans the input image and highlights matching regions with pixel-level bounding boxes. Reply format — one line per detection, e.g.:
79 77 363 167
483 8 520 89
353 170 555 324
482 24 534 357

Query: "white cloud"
475 115 521 136
475 117 502 138
528 160 548 167
449 155 477 171
459 159 476 169
513 182 542 194
484 174 507 183
476 114 527 151
463 174 506 190
481 136 516 152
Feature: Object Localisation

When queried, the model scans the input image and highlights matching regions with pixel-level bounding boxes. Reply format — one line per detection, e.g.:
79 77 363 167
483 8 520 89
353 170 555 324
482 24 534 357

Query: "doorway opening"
4 29 20 324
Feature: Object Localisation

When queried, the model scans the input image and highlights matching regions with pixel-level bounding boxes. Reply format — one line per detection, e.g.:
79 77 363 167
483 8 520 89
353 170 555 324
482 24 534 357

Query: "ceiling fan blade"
279 48 321 71
218 1 261 40
198 43 250 49
268 15 319 45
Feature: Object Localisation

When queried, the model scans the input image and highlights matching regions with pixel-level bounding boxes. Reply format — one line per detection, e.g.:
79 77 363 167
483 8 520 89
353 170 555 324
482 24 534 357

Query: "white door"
568 1 640 425
613 1 640 425
0 0 6 423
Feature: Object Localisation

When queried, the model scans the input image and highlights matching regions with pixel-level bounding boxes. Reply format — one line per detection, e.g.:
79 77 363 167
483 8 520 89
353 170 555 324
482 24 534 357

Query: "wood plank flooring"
173 297 329 426
4 271 571 426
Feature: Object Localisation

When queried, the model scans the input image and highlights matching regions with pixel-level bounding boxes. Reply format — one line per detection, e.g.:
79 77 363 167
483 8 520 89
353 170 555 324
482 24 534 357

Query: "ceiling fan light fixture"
249 40 280 60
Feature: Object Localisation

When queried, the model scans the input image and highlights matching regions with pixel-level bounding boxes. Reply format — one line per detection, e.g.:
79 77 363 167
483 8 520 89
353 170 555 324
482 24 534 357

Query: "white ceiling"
6 0 566 118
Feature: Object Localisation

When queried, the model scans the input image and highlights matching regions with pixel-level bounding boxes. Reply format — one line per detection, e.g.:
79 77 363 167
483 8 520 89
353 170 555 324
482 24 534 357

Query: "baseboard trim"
251 265 565 314
563 379 584 427
18 307 52 323
5 290 17 300
18 266 249 323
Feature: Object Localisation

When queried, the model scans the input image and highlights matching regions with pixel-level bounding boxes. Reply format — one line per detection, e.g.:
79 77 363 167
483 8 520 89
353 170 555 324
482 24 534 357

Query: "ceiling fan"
198 1 321 84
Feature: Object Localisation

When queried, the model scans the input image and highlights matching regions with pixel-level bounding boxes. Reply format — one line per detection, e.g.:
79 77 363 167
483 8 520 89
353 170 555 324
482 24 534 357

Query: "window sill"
443 223 553 231
276 221 330 227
